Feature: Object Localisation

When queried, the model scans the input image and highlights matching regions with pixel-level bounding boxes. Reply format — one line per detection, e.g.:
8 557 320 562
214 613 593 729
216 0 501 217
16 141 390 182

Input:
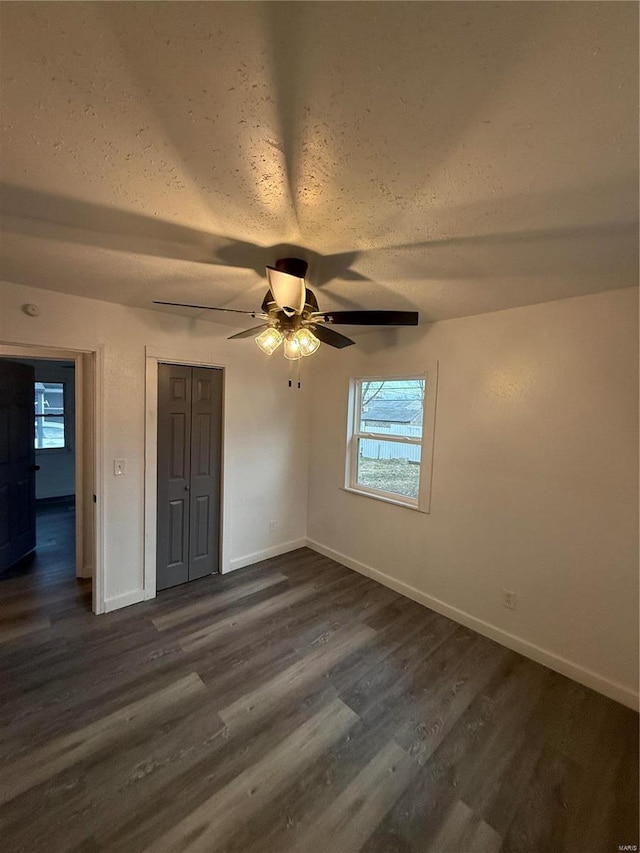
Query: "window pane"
35 382 64 415
356 438 421 499
34 382 65 449
35 415 65 449
359 379 425 438
43 383 64 413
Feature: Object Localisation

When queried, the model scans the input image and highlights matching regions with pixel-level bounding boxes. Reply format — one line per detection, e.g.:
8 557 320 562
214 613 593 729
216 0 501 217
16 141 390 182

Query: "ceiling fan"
154 257 418 359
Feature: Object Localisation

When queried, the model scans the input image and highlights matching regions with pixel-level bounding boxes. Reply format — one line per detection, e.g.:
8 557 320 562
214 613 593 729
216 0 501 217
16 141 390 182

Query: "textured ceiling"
0 2 637 330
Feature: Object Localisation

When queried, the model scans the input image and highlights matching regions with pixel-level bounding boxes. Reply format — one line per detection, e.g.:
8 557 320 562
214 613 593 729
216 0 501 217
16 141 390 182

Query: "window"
345 372 437 511
35 382 66 449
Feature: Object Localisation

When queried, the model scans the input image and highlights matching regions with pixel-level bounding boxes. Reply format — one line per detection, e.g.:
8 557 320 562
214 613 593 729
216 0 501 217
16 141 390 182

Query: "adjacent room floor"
0 500 91 642
0 548 637 852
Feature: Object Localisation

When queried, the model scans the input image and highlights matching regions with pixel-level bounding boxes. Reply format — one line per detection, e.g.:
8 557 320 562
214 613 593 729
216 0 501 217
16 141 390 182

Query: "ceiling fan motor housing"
261 286 319 318
274 257 308 279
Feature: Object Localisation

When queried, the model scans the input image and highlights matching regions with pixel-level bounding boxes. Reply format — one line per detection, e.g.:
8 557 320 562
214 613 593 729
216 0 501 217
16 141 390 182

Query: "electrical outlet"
502 590 517 610
269 519 278 532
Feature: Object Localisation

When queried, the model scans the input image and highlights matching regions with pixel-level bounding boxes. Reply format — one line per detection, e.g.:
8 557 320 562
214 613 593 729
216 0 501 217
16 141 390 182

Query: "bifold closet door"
156 364 222 591
188 367 222 581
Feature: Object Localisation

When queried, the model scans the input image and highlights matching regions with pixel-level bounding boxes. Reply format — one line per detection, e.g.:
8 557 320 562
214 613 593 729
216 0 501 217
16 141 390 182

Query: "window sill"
342 485 428 513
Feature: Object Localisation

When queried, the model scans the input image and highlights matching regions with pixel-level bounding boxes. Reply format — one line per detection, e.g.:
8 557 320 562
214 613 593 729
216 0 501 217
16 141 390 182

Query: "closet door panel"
156 364 192 590
188 368 222 580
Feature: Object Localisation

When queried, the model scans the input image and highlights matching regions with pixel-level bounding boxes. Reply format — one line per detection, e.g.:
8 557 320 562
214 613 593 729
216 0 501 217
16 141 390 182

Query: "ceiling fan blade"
153 300 265 317
227 324 270 340
310 324 355 349
314 310 419 326
266 266 305 315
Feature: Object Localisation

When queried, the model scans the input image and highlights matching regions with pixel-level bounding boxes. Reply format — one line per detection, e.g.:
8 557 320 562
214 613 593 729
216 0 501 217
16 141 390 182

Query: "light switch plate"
114 459 126 476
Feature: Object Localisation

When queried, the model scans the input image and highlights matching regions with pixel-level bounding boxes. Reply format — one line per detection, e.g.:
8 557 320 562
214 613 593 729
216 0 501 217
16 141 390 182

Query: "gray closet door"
0 361 36 572
156 364 222 591
188 367 222 581
156 364 192 590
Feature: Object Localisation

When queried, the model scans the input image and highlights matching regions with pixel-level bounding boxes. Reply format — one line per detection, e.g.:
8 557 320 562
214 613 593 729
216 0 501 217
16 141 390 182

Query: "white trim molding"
0 341 105 615
228 538 308 573
144 348 228 600
104 589 146 613
344 367 438 513
306 538 639 711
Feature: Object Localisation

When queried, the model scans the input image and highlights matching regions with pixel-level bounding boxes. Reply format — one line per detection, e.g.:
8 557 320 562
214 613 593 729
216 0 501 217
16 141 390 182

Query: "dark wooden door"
0 360 37 572
156 364 222 591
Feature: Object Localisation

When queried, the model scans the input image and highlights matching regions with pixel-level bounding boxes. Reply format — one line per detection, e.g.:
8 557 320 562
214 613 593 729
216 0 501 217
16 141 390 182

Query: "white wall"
0 280 310 609
307 288 639 708
1 280 637 708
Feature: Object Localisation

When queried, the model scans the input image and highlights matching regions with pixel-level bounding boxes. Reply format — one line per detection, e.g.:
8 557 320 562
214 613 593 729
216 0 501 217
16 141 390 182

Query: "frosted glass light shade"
283 328 321 360
296 328 321 356
283 334 302 360
255 327 283 355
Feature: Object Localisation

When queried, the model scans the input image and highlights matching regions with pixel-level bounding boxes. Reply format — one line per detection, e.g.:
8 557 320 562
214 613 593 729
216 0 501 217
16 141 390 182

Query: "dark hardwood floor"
0 500 91 639
0 546 637 852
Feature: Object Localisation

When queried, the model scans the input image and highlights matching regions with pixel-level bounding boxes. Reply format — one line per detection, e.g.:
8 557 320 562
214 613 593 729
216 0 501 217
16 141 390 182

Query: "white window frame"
344 367 438 513
35 380 68 453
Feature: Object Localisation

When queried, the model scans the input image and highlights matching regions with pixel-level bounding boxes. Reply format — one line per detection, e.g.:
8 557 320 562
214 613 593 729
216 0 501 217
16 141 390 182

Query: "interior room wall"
2 279 637 708
306 287 639 708
6 357 76 500
0 280 310 610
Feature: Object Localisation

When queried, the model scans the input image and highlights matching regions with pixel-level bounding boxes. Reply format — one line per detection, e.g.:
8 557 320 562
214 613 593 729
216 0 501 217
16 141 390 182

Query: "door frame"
143 348 226 600
0 342 105 614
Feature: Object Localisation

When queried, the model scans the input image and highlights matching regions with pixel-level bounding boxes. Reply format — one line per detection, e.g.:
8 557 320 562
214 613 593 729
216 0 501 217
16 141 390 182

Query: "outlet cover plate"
503 590 517 610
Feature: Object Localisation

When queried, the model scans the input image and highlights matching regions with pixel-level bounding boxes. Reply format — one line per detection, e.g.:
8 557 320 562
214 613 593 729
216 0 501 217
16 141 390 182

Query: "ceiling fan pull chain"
286 358 303 388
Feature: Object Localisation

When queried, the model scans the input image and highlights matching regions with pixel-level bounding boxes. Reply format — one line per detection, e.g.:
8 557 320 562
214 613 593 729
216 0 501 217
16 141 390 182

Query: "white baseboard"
307 539 639 711
105 539 307 608
103 589 146 613
226 538 308 573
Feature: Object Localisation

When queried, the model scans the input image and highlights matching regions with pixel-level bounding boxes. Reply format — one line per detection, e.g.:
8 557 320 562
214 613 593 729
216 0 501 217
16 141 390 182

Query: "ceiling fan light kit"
254 326 284 355
153 256 418 370
293 327 321 356
255 326 320 360
283 327 321 360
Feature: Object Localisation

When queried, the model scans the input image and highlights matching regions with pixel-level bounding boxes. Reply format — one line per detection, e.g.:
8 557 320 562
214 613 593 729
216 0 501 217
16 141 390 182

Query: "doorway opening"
0 357 89 604
0 344 102 615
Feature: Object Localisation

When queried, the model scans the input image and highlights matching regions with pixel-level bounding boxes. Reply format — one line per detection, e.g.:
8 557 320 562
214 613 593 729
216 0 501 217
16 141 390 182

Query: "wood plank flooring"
0 545 637 852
